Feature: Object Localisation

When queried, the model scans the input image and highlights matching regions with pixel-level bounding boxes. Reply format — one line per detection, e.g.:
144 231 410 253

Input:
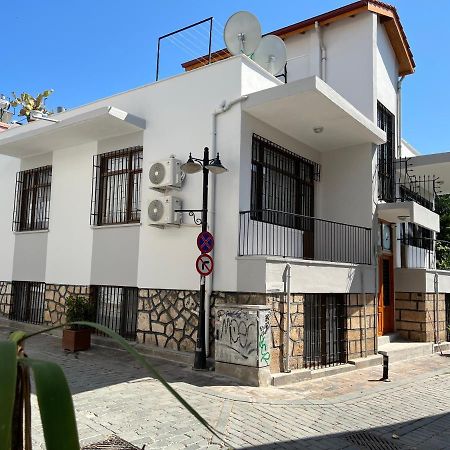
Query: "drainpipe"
205 95 248 357
282 263 291 373
396 75 406 158
315 21 327 82
362 268 368 357
434 270 439 344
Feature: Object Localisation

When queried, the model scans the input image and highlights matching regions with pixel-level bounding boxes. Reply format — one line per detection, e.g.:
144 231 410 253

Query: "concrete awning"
377 201 440 232
0 106 146 158
408 151 450 195
242 76 386 151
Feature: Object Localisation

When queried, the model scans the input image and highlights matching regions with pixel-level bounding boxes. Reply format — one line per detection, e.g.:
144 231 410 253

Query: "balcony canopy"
242 76 386 152
408 151 450 195
0 106 146 158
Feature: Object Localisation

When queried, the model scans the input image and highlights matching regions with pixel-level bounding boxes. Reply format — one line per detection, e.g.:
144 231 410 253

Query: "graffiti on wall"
215 307 270 367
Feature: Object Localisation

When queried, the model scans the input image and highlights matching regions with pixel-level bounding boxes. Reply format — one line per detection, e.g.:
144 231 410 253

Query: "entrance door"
378 255 394 335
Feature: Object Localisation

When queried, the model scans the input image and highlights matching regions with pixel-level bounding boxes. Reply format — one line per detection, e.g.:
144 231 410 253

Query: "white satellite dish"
252 35 287 76
224 11 262 56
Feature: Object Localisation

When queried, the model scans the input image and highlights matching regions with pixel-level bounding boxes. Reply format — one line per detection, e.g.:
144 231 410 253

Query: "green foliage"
65 296 95 329
436 194 450 269
10 89 54 121
0 322 229 449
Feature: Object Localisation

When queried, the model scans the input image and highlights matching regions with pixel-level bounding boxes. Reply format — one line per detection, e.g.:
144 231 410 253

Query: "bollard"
382 354 390 382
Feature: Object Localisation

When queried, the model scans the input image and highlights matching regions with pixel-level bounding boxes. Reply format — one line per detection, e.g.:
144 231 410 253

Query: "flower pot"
0 110 12 124
62 328 91 352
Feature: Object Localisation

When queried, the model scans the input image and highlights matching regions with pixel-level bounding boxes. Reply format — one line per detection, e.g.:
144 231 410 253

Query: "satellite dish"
252 35 287 75
148 199 164 222
224 11 262 56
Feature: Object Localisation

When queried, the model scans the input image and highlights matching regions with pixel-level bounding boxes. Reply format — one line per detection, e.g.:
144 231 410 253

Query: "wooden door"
378 255 394 335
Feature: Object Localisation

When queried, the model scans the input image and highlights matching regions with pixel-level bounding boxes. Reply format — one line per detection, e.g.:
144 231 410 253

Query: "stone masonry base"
0 281 12 318
395 292 447 342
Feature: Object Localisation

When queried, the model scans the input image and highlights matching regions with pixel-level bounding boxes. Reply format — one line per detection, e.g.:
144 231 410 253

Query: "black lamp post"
181 147 227 370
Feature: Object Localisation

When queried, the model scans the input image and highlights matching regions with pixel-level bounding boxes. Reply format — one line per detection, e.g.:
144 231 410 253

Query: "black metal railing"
303 294 347 369
239 210 372 264
399 237 450 270
9 281 45 324
93 286 139 340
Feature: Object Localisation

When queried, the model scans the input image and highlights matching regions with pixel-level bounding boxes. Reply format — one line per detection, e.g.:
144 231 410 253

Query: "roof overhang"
377 201 440 232
183 1 415 76
242 76 386 151
0 106 146 158
407 152 450 195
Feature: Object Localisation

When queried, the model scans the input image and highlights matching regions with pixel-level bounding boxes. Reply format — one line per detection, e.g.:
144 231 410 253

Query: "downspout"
315 21 327 82
282 263 292 372
205 95 248 357
396 75 406 158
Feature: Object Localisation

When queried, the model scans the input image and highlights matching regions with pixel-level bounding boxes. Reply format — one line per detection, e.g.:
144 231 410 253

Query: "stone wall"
137 289 213 353
0 281 12 318
346 294 377 360
43 284 92 326
395 292 447 342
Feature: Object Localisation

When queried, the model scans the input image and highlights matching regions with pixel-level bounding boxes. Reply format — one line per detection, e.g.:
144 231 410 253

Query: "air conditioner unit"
149 156 182 191
148 196 182 227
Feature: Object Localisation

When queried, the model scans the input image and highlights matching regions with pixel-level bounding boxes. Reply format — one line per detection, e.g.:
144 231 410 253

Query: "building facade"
0 1 449 385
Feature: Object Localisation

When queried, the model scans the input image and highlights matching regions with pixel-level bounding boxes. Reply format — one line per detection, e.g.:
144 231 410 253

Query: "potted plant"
0 94 13 124
62 295 95 352
10 89 54 122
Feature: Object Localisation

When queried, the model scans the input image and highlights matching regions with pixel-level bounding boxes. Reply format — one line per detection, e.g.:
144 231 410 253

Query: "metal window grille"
251 134 320 230
9 281 45 324
93 286 138 340
91 147 143 226
13 166 52 232
377 102 395 202
303 293 347 369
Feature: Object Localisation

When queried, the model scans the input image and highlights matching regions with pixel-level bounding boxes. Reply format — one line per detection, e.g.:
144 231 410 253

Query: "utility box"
215 304 271 368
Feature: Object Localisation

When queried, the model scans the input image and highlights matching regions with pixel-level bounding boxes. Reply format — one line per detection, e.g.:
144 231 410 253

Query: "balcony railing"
399 237 450 270
379 157 442 210
239 210 372 265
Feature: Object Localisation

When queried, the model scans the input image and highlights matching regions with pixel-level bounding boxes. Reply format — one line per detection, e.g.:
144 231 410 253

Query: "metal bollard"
382 354 391 382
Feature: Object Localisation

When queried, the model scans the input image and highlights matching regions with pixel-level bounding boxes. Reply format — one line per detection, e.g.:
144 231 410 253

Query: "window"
10 281 46 324
377 102 395 202
91 146 143 225
13 166 52 232
93 285 138 340
251 134 319 228
400 223 433 250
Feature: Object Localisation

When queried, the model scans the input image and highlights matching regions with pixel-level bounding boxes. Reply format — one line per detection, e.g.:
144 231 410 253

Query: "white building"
0 1 449 385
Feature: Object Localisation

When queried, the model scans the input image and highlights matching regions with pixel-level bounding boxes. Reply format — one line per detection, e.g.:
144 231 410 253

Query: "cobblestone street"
3 321 450 450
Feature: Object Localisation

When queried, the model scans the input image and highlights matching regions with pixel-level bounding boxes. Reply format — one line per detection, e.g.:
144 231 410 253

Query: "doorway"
378 255 394 335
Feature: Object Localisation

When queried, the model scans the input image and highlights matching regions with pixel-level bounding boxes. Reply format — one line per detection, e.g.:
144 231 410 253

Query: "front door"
378 255 394 335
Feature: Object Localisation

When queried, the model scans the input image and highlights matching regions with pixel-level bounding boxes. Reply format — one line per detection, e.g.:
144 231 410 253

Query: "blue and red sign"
197 231 214 254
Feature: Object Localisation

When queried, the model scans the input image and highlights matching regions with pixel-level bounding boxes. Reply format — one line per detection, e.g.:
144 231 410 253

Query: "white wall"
12 233 48 281
0 155 20 280
45 142 96 285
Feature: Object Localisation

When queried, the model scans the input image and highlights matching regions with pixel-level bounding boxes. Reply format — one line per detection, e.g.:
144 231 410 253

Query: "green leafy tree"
436 194 450 269
10 90 54 122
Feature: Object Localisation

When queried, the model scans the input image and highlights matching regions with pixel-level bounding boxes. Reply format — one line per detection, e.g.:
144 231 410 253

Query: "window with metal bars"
13 166 52 232
91 146 143 226
377 102 396 202
400 223 433 250
303 293 347 369
9 281 46 324
250 134 319 229
93 285 138 340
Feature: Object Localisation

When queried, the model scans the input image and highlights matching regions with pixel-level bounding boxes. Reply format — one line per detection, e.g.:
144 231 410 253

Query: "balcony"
238 210 372 265
377 158 441 232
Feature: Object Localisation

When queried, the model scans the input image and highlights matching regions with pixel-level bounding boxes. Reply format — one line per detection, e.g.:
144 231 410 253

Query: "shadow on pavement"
241 411 450 450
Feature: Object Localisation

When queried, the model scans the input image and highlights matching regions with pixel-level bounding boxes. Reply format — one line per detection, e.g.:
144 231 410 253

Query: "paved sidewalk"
2 321 450 449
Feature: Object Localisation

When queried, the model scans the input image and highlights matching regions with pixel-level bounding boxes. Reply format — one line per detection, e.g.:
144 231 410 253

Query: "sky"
2 0 449 155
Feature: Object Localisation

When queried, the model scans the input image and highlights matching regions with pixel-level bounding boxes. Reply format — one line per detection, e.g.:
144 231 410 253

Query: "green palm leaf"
0 341 17 450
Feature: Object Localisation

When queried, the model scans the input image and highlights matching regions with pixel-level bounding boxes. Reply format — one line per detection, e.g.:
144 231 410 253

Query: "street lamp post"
181 147 227 370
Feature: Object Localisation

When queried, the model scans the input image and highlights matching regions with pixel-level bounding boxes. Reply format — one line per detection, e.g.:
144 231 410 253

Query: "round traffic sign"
196 253 214 276
197 231 214 254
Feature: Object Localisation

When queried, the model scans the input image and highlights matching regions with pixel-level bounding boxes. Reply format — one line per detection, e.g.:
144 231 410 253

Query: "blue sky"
2 1 449 154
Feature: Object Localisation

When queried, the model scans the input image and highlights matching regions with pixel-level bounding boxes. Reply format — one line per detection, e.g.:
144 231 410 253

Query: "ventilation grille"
149 162 166 185
148 199 164 222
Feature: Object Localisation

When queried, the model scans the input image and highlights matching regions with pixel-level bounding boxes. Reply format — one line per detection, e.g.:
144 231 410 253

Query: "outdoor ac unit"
148 196 182 226
149 157 182 191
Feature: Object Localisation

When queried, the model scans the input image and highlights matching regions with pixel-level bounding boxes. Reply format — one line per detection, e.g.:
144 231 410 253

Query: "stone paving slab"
2 322 450 449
